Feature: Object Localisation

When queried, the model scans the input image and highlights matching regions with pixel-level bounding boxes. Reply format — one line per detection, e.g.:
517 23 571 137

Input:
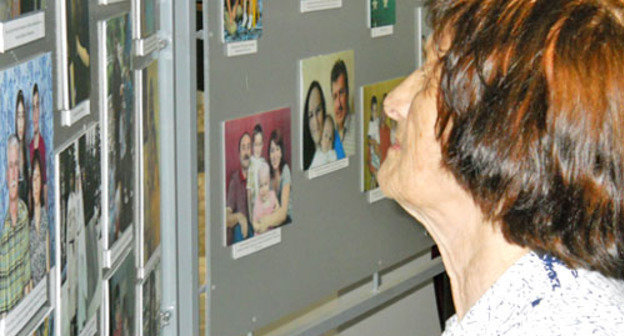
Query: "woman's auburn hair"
430 0 624 279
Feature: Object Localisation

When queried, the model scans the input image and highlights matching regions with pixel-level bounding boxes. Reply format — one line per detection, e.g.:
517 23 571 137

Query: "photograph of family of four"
224 108 292 246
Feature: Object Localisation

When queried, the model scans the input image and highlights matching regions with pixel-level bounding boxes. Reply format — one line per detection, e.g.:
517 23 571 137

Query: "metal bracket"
372 272 381 293
159 306 175 329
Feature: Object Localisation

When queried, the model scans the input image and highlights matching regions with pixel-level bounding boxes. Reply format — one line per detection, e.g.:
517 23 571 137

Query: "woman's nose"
383 70 420 121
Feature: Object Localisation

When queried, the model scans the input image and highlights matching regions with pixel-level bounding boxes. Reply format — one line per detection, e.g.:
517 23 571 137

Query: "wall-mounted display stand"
0 0 443 335
193 1 439 336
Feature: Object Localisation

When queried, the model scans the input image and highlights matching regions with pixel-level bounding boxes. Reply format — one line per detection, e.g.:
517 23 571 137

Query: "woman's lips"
390 140 401 150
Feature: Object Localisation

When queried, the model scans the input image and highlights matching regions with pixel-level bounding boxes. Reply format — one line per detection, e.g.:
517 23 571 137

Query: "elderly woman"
379 0 624 334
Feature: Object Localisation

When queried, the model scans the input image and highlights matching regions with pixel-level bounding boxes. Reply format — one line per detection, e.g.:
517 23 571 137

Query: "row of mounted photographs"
221 49 411 260
0 27 162 335
221 0 397 43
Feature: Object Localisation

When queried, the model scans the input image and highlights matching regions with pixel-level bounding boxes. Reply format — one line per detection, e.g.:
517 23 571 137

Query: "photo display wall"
0 0 165 331
207 1 435 335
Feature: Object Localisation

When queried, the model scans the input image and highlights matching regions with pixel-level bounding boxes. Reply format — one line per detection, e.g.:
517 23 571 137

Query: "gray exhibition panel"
203 1 433 335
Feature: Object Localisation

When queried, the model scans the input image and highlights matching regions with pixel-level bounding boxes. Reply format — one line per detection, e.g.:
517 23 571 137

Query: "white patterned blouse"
442 251 624 336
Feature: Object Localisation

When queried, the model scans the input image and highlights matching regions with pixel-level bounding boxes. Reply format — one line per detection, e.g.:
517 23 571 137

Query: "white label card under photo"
79 314 98 336
226 40 258 57
371 25 394 38
134 35 161 56
367 188 386 203
306 157 349 179
232 228 282 259
61 100 91 127
301 0 342 13
0 12 45 53
0 276 47 336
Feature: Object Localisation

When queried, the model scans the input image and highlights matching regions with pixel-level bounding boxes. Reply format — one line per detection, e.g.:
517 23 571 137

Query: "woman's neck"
443 226 528 319
401 197 528 319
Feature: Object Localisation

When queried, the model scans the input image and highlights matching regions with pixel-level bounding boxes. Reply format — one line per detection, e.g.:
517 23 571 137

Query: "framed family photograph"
223 107 292 258
0 53 54 336
56 124 102 336
98 13 136 269
300 50 355 178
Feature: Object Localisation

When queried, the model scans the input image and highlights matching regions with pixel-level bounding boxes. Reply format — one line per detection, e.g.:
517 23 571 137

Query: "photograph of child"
301 50 355 170
309 115 337 167
222 0 263 43
224 107 292 246
66 0 90 108
0 53 54 323
141 61 161 266
108 253 135 336
0 0 44 21
58 125 102 336
361 77 404 192
369 0 396 28
103 13 135 251
141 265 161 336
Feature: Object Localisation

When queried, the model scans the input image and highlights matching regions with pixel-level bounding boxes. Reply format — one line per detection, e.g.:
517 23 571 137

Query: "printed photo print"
58 125 102 336
141 265 161 336
0 0 44 21
300 50 355 170
369 0 396 28
103 13 135 251
108 252 135 336
0 53 55 323
141 61 160 266
224 107 292 246
65 0 91 108
362 77 403 192
138 0 158 38
222 0 263 42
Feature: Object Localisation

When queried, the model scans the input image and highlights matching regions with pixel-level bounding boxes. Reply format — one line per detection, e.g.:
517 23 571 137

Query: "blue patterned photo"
0 52 55 325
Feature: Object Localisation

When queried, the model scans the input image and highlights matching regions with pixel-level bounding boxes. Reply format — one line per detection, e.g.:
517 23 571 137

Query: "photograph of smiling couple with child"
224 107 292 246
301 50 355 171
